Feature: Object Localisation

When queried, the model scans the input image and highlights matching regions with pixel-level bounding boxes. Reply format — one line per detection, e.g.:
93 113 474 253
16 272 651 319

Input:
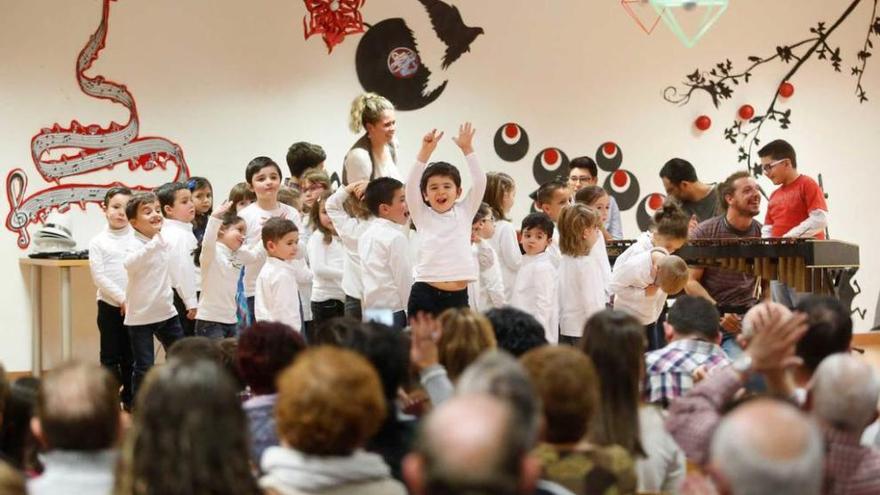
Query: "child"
483 171 521 301
534 180 571 266
574 186 615 300
239 156 303 320
325 180 372 320
307 190 346 330
277 185 303 212
468 203 505 312
188 176 213 242
227 182 257 329
300 168 331 214
194 200 256 339
156 181 198 336
509 212 559 343
88 186 134 408
406 123 487 317
123 192 184 397
285 141 326 183
228 182 256 213
557 204 606 345
568 156 623 239
254 217 312 331
359 177 412 329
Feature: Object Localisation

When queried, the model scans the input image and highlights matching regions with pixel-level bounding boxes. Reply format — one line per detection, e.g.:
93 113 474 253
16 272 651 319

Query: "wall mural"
4 0 189 249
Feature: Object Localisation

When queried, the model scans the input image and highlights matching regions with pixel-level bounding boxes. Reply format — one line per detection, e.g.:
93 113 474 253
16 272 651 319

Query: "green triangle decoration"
649 0 729 48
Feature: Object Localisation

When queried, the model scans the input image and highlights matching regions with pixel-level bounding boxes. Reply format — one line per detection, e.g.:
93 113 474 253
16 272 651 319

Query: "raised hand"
212 200 233 218
451 122 475 155
417 129 444 163
347 180 368 200
409 311 441 371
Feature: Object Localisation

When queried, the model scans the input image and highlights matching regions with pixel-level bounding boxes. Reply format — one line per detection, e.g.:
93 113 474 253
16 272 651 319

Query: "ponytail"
348 92 394 134
652 201 689 240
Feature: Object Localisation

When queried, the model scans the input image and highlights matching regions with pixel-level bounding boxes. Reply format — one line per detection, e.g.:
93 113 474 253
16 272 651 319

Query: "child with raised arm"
325 180 372 319
509 212 559 343
155 181 198 336
405 123 487 317
557 204 607 345
254 218 312 332
359 177 413 330
194 200 256 339
123 192 183 398
89 186 134 408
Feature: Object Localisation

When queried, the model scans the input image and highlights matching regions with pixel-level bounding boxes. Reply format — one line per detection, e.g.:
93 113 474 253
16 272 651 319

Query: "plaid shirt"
823 425 880 495
644 339 730 407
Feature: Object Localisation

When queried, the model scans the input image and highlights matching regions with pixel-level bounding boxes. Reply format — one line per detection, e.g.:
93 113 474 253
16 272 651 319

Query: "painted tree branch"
852 0 879 102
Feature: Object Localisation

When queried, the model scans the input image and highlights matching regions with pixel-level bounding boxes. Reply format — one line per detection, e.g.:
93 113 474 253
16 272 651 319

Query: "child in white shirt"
89 186 134 408
307 190 346 330
557 204 606 345
194 200 256 339
255 217 312 332
406 123 487 317
123 192 183 397
156 181 198 336
359 177 412 330
468 203 505 312
534 180 571 267
325 181 372 320
510 213 559 343
484 171 521 301
574 186 615 302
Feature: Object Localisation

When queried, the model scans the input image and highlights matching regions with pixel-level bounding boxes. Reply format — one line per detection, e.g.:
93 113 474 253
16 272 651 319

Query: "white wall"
1 0 878 370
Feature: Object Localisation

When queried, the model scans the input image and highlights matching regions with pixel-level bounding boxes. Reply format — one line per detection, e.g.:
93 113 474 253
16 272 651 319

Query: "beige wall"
2 0 878 370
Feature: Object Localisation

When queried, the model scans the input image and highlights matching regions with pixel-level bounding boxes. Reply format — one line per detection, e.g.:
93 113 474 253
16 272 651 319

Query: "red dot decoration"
603 142 617 155
648 193 664 210
504 123 518 139
544 148 559 164
695 115 712 131
738 104 755 120
613 170 628 187
779 81 795 98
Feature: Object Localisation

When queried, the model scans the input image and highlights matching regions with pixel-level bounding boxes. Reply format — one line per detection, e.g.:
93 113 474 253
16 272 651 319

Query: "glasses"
569 175 594 184
761 159 786 173
303 184 326 193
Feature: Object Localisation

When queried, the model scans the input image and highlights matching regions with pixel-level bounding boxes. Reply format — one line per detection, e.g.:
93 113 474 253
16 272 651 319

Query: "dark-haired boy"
155 181 198 336
534 180 570 266
254 217 312 332
285 141 327 183
405 123 487 317
359 176 412 330
123 192 183 397
509 212 559 343
568 156 623 239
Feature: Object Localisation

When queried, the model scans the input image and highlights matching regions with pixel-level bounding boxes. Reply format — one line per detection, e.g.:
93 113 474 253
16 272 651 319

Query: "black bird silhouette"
417 0 484 69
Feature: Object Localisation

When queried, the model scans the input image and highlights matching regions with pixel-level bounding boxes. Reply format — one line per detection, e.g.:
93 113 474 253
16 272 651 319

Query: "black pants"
312 299 345 323
97 301 133 406
407 282 469 318
173 290 195 337
344 295 363 321
128 316 183 399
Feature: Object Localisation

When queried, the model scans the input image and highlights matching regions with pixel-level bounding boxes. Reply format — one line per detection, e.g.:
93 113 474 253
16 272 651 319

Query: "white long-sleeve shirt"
161 218 199 310
307 232 345 303
239 202 303 297
359 218 412 312
477 241 506 310
489 219 522 301
612 231 654 270
197 217 258 324
406 153 487 283
611 248 669 325
590 237 613 301
510 251 559 343
123 231 177 326
559 254 607 338
255 257 312 331
88 225 133 307
325 188 370 300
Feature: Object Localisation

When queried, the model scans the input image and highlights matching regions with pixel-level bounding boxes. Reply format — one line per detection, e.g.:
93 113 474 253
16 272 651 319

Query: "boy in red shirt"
758 139 828 307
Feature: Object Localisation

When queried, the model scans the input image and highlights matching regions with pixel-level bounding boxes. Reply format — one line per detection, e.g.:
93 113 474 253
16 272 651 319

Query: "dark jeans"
392 310 407 331
559 335 581 346
247 296 256 325
173 290 195 337
644 322 667 351
97 301 133 406
194 319 238 340
407 282 468 318
312 299 345 322
344 295 363 320
128 316 183 399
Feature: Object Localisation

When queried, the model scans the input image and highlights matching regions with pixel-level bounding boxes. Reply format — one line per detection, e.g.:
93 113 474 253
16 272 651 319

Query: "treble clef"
5 169 31 248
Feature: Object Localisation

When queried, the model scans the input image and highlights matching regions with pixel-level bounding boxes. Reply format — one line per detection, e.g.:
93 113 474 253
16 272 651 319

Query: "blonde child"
557 204 606 345
509 212 559 343
483 171 521 301
574 186 615 301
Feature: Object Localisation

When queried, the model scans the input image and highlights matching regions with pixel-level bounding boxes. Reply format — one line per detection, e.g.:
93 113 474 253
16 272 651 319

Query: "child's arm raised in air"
452 122 486 216
326 181 366 244
199 200 232 270
406 129 444 226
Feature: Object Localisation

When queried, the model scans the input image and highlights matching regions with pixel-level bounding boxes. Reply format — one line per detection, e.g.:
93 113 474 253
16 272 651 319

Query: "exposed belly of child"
429 280 468 291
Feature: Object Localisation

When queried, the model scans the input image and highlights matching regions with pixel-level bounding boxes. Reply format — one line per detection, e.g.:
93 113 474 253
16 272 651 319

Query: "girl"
306 190 345 333
468 203 505 312
343 92 400 184
194 200 256 339
325 180 372 320
188 176 213 242
614 201 689 269
228 182 256 213
574 185 615 302
483 171 521 301
300 168 331 214
557 204 606 345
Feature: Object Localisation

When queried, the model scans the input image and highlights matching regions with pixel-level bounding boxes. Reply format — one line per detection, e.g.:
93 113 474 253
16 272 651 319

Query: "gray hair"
741 302 792 339
812 353 880 432
711 399 823 495
456 351 541 446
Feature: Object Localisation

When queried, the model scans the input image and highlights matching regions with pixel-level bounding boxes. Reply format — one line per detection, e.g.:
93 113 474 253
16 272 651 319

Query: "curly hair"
275 346 386 456
438 308 497 381
237 321 306 395
484 307 548 357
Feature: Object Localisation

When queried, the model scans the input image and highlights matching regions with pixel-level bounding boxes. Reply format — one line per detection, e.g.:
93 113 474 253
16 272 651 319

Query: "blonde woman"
343 93 401 184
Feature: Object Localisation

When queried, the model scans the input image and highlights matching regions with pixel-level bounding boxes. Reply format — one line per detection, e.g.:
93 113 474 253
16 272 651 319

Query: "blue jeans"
720 331 744 359
128 316 183 399
194 319 238 340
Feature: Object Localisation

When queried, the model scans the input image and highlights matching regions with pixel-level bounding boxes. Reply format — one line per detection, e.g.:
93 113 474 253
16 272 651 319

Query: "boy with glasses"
568 156 623 239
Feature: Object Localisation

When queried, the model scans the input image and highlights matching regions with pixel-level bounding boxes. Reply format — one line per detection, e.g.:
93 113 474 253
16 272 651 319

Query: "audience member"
0 376 40 474
0 461 25 495
437 308 497 382
485 306 548 357
166 335 224 364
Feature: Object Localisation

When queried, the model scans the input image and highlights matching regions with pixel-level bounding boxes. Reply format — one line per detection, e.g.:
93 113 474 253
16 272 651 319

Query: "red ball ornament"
695 115 712 131
778 81 795 98
738 104 755 120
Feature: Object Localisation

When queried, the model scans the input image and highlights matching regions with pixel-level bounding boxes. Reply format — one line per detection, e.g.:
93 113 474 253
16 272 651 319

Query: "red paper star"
303 0 366 53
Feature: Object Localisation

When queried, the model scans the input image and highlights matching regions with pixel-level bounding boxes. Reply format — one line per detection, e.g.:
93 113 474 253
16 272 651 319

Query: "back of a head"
286 142 326 179
0 461 25 495
667 296 720 341
656 255 688 294
574 185 606 206
0 377 40 470
811 353 880 433
711 398 823 495
659 158 698 184
438 308 497 381
37 361 119 451
167 336 224 365
237 321 306 395
535 180 567 207
276 346 386 456
741 302 792 340
652 201 689 239
795 296 853 373
337 321 409 401
365 176 404 216
485 306 548 357
520 346 599 444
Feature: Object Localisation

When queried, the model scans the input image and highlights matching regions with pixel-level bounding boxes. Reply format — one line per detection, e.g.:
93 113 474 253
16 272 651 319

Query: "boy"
405 123 487 317
254 217 312 331
285 141 326 184
239 156 304 319
509 212 559 343
88 186 134 408
759 139 829 308
568 156 623 239
155 181 198 336
123 192 183 397
610 247 689 350
359 177 412 330
534 180 571 266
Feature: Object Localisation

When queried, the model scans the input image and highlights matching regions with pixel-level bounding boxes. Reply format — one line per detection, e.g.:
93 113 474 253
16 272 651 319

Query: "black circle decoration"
595 141 623 172
636 193 667 231
532 148 570 185
355 18 448 111
603 169 640 211
494 123 530 162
